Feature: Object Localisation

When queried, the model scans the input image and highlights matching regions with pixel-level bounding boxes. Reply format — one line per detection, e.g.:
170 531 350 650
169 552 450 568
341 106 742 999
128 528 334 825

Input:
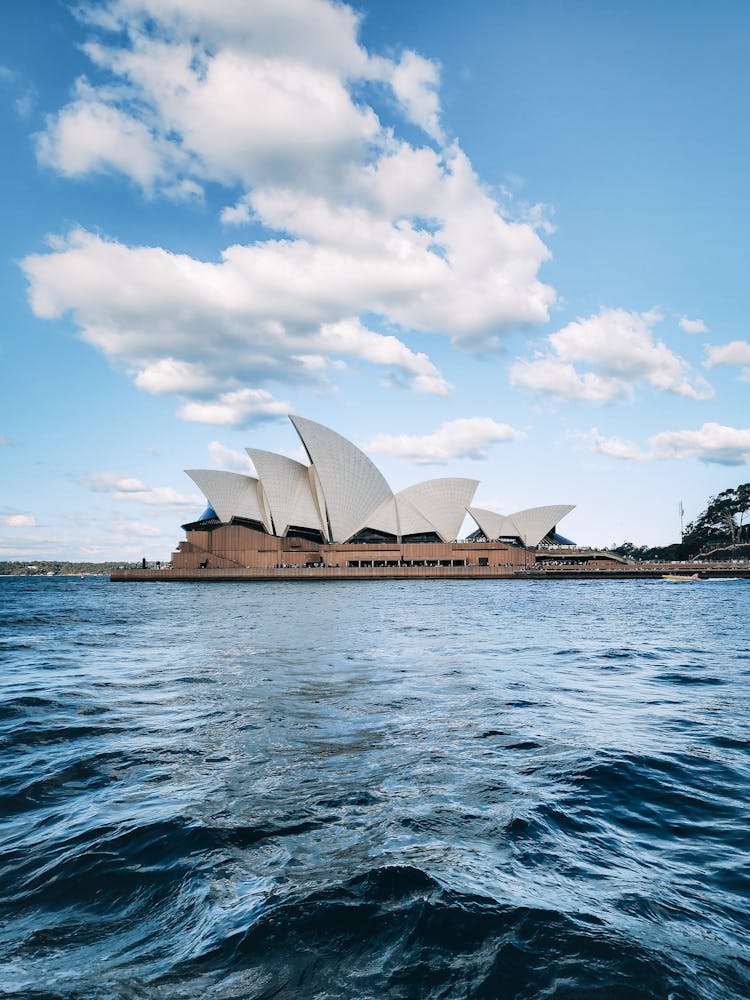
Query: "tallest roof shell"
289 415 393 543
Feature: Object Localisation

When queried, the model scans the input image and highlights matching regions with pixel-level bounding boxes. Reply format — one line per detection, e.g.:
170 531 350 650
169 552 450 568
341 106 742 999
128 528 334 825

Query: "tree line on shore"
0 561 140 576
613 483 750 562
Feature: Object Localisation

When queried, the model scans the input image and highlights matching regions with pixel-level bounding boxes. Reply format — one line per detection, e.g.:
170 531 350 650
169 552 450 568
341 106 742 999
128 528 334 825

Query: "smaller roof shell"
468 504 575 546
185 470 269 529
395 496 438 537
247 449 323 536
363 496 400 537
397 478 479 541
509 505 575 547
467 507 522 540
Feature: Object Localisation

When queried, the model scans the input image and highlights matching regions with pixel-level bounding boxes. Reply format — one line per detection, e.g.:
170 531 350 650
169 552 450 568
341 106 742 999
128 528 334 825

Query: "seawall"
110 564 750 582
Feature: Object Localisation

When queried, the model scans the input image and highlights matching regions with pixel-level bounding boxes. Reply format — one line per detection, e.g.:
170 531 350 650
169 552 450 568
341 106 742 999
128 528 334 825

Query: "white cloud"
83 472 148 492
176 388 289 426
82 471 200 505
44 4 378 192
2 514 37 527
0 537 47 558
208 441 256 473
37 92 173 193
364 417 522 464
580 422 750 466
511 308 713 403
133 358 217 395
650 423 750 466
23 0 555 422
0 505 182 560
679 316 709 334
704 340 750 382
0 436 10 446
387 50 444 143
110 518 163 538
316 319 451 395
109 486 200 505
91 0 369 75
580 429 645 460
510 358 630 403
220 195 253 226
704 340 750 366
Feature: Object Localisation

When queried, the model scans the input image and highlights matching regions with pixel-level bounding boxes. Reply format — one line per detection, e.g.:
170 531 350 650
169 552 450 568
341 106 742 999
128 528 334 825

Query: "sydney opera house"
169 415 592 574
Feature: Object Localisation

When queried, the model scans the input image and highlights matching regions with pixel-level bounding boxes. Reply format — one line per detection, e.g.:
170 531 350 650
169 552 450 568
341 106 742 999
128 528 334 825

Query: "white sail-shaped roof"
467 504 574 545
290 415 393 543
395 496 439 537
509 505 575 547
247 449 323 536
467 507 522 541
397 478 479 542
185 470 269 528
362 496 400 537
184 417 576 547
351 493 435 538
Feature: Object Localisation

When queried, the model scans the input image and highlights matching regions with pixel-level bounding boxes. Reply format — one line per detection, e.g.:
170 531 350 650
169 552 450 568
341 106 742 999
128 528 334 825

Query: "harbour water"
1 576 749 998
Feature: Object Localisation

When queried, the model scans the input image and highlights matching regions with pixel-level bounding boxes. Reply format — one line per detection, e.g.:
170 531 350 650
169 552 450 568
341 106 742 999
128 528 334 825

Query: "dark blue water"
1 577 749 999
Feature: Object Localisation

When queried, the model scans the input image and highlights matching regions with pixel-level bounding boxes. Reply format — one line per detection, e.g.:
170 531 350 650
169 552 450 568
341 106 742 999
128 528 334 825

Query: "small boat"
661 572 700 582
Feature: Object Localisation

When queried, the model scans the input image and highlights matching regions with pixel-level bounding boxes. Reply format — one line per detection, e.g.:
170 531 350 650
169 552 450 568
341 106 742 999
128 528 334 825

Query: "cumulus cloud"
316 319 451 394
704 340 750 382
22 0 555 424
511 308 713 402
579 429 646 460
510 359 629 403
679 316 709 334
176 388 290 426
133 358 217 395
82 471 200 505
387 50 444 143
364 417 522 464
650 423 750 466
220 195 253 226
37 91 174 192
580 422 750 466
208 441 256 473
2 514 37 527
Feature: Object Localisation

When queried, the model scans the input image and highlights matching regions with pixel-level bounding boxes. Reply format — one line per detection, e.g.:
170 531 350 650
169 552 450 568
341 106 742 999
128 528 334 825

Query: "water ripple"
0 576 749 998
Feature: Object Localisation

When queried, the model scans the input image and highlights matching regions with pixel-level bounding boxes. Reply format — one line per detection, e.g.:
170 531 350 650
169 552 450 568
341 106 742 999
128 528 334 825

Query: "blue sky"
1 0 749 561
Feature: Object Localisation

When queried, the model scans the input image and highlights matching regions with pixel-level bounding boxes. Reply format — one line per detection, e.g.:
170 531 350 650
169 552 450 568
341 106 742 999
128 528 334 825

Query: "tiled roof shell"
185 418 575 546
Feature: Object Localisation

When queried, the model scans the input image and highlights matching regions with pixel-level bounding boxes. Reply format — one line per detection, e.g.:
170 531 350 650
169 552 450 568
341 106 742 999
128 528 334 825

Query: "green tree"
684 483 750 551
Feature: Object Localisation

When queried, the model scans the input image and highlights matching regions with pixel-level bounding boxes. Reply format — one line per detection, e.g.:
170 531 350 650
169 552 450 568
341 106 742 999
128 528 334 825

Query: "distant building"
171 416 584 572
